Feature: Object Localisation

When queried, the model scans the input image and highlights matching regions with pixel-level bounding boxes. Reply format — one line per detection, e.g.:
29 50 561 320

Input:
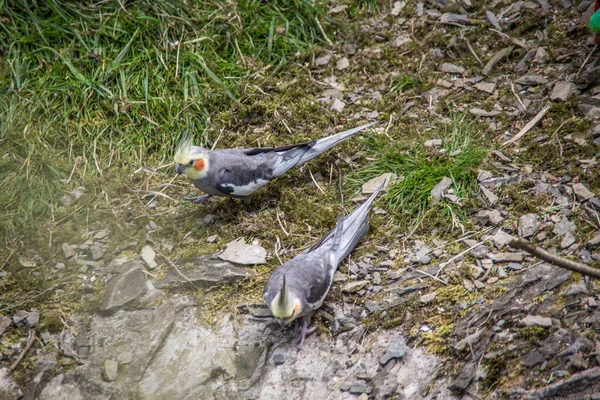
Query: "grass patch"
0 0 334 238
349 114 489 232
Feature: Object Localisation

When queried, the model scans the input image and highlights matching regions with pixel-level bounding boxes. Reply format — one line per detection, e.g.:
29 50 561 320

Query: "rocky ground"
3 0 600 399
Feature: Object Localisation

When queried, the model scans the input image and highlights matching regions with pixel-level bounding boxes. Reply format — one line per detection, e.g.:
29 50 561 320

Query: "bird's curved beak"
277 318 287 328
176 164 185 175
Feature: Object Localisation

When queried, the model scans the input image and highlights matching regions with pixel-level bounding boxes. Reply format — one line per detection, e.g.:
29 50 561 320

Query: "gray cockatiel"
174 121 378 204
263 184 383 348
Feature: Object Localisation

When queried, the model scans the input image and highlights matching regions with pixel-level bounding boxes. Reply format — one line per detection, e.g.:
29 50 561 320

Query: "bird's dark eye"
188 160 194 166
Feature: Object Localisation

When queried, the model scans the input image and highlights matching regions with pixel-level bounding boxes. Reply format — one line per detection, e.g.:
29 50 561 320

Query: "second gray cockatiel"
263 184 383 348
174 121 378 204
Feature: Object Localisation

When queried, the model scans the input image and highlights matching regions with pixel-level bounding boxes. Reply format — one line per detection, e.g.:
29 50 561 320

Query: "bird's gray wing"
214 165 272 197
210 144 314 196
250 142 316 178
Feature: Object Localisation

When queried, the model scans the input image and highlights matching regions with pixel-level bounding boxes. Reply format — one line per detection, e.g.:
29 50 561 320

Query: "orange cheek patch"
294 303 300 316
194 159 205 171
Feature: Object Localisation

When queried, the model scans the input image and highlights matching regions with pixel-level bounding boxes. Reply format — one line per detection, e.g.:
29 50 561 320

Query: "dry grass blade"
502 103 551 147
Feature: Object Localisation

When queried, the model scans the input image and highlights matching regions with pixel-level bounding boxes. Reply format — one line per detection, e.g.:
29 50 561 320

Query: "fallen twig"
510 81 526 112
275 209 290 236
8 329 36 374
489 28 529 49
509 238 600 279
436 241 485 277
577 45 597 77
158 251 197 289
309 169 326 195
407 265 448 285
336 161 345 209
502 103 551 147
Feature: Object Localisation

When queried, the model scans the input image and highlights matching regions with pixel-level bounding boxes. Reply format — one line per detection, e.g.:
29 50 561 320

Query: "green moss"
520 326 551 343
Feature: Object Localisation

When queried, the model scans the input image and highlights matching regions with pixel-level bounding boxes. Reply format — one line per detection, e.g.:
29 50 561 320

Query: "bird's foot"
294 318 317 350
183 194 212 204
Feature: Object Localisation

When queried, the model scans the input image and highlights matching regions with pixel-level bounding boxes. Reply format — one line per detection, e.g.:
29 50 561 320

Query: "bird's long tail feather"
296 121 379 166
305 183 383 266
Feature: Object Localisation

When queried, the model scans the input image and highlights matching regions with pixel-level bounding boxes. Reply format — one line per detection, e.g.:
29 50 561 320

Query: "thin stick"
577 45 596 77
157 251 197 289
465 38 483 67
383 114 393 139
309 170 326 194
211 128 225 151
336 161 344 208
510 81 526 112
8 329 36 374
276 210 290 236
183 37 213 45
407 265 448 285
144 190 178 203
274 235 284 265
509 238 600 279
502 103 551 147
551 119 570 159
436 241 485 277
489 28 529 49
175 38 181 79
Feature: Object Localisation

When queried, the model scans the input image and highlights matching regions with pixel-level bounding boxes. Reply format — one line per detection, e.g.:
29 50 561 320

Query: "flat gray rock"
343 280 369 293
480 185 499 205
362 173 398 194
449 362 475 392
550 81 575 102
156 255 249 288
572 183 595 202
489 252 523 263
561 232 576 249
431 176 453 201
27 310 40 327
140 245 157 269
331 98 345 113
314 53 332 67
440 62 465 75
380 339 408 365
90 245 104 261
567 283 588 296
103 359 119 382
420 292 437 304
0 368 22 400
587 234 600 250
100 262 147 314
485 10 502 31
478 210 504 226
424 139 442 148
0 316 10 336
518 213 540 238
521 315 552 328
515 74 549 85
219 238 266 265
336 57 349 70
492 229 515 249
554 218 576 237
439 13 470 25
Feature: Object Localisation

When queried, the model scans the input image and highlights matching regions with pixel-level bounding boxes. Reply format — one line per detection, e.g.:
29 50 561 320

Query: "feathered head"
269 275 301 326
174 133 209 179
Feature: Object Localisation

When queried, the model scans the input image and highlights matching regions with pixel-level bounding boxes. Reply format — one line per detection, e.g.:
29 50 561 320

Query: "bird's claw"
183 195 212 204
294 321 316 350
